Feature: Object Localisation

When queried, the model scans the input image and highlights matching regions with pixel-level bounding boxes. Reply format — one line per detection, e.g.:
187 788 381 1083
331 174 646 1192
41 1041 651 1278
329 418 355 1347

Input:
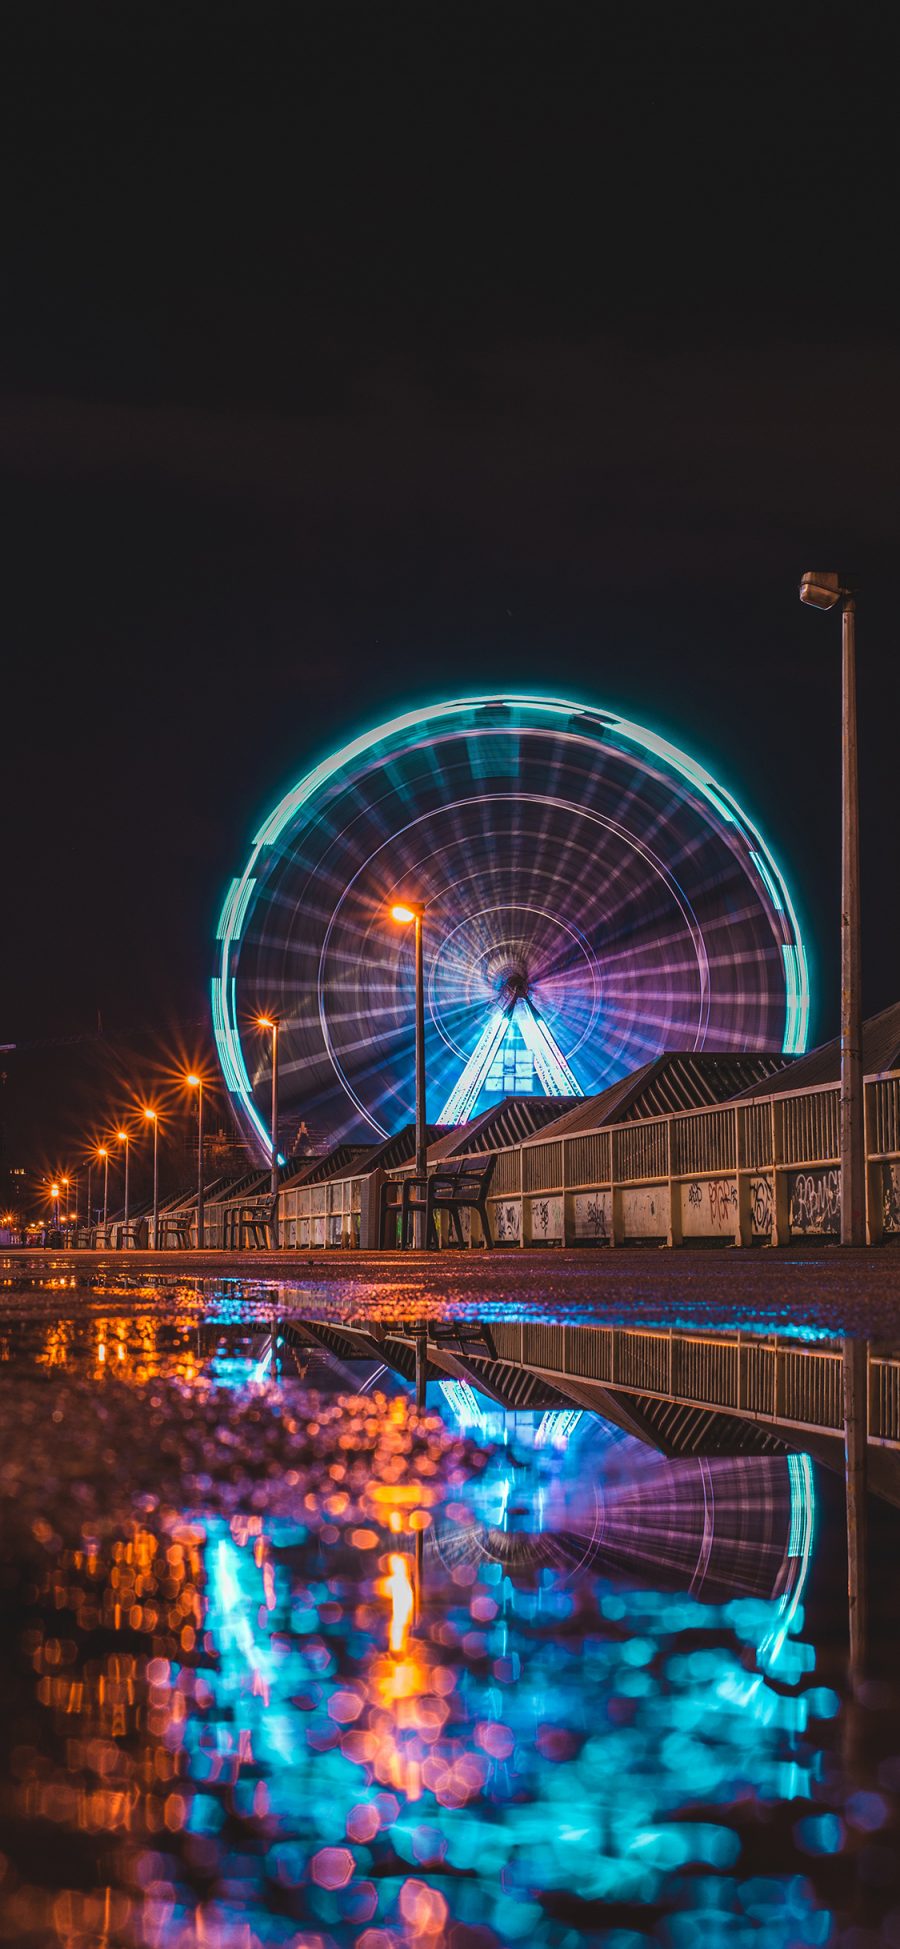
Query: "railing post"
666 1121 682 1247
772 1100 790 1247
735 1108 752 1246
864 1082 883 1246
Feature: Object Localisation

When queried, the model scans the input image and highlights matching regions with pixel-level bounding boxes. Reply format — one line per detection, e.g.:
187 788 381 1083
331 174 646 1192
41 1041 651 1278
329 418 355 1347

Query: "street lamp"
186 1075 205 1247
144 1109 160 1249
256 1018 280 1246
799 573 864 1246
97 1147 109 1241
116 1129 130 1245
390 901 427 1243
50 1180 60 1237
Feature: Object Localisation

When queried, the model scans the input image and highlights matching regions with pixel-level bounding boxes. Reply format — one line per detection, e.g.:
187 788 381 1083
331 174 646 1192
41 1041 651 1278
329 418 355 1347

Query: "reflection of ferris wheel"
213 694 809 1156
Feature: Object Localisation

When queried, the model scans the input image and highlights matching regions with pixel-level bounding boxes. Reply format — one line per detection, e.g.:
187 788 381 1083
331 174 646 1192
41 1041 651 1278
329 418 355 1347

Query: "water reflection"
0 1309 896 1946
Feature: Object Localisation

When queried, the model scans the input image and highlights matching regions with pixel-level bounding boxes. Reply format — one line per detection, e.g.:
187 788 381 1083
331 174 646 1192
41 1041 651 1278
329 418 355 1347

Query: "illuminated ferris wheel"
212 694 809 1157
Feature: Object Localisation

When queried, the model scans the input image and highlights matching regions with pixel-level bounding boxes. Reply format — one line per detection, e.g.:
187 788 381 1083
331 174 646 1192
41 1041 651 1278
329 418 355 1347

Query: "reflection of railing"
486 1321 900 1447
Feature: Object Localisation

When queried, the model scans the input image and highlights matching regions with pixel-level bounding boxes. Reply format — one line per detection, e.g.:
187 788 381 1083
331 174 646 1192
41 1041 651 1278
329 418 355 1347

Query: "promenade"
6 1243 900 1336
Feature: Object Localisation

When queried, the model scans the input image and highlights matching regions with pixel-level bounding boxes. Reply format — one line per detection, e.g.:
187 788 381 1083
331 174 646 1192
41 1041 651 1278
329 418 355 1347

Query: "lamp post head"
97 1147 107 1159
390 901 423 925
144 1108 157 1123
799 571 846 611
186 1072 201 1088
256 1015 277 1031
116 1130 128 1143
50 1182 59 1198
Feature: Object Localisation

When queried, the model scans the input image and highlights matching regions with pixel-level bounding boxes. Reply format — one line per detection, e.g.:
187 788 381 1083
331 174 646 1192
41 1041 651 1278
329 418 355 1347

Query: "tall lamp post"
798 573 864 1247
256 1017 281 1246
799 571 868 1681
186 1075 205 1248
98 1146 109 1241
144 1108 160 1248
117 1129 130 1246
50 1179 60 1238
390 901 427 1246
61 1175 70 1245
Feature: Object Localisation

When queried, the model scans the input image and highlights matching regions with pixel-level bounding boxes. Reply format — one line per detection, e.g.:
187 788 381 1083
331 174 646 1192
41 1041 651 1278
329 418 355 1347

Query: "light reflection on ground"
0 1300 899 1946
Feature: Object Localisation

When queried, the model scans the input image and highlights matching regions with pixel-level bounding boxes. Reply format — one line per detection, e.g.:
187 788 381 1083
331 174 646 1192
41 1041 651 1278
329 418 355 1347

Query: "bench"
117 1218 149 1250
379 1156 497 1250
380 1173 432 1249
428 1157 496 1248
224 1195 277 1249
157 1212 195 1249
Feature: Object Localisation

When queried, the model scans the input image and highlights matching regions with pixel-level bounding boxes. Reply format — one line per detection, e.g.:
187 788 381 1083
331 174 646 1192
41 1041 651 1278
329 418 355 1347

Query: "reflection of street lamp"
256 1017 280 1246
390 902 426 1243
144 1109 160 1248
186 1075 204 1247
116 1130 130 1243
799 572 864 1246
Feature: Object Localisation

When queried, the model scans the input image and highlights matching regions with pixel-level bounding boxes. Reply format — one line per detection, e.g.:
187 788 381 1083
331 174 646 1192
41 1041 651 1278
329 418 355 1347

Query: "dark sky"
2 1 899 1188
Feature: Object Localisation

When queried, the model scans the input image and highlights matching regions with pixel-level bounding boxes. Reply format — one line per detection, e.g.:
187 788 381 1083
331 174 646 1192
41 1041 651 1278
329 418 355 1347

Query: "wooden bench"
224 1196 277 1249
380 1156 497 1249
117 1218 149 1249
379 1173 432 1248
428 1156 496 1248
157 1212 195 1249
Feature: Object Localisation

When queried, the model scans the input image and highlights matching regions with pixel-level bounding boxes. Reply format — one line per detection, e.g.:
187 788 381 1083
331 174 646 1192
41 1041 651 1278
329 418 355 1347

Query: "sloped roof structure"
519 1051 790 1140
735 999 900 1099
427 1096 581 1161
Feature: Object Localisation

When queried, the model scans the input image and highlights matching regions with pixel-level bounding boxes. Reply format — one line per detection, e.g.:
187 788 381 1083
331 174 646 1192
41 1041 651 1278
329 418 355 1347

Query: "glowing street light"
799 573 863 1247
50 1180 60 1236
116 1129 130 1245
186 1074 205 1248
390 900 426 1244
144 1108 160 1249
256 1017 280 1245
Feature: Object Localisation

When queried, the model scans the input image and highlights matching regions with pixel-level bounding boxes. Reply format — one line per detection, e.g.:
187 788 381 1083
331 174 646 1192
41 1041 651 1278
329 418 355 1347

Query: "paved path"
4 1245 900 1337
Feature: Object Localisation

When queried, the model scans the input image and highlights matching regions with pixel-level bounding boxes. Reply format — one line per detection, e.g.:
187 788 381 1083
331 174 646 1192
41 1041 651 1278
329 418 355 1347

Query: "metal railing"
268 1067 900 1249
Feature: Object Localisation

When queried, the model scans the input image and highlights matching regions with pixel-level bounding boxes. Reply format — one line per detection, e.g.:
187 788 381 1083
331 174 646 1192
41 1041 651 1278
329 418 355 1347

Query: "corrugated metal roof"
363 1123 454 1174
288 1143 377 1186
520 1052 790 1139
736 1000 900 1099
427 1096 581 1160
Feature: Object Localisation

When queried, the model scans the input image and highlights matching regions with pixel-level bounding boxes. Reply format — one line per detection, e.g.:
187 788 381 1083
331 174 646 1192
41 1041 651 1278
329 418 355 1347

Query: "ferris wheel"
212 694 809 1157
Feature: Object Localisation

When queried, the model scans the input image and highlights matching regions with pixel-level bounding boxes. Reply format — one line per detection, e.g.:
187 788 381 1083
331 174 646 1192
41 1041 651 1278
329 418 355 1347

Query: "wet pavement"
3 1274 900 1946
5 1246 900 1337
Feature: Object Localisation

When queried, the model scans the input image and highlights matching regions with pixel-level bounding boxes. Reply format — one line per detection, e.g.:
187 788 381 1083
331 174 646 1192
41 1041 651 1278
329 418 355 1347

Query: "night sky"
2 3 898 1191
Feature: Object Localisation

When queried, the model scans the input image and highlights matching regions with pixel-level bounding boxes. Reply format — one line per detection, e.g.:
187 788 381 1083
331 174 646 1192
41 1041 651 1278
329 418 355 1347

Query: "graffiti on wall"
622 1186 665 1235
492 1200 522 1244
529 1195 565 1242
750 1175 774 1238
883 1161 900 1235
573 1191 611 1242
681 1177 737 1237
789 1168 841 1236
